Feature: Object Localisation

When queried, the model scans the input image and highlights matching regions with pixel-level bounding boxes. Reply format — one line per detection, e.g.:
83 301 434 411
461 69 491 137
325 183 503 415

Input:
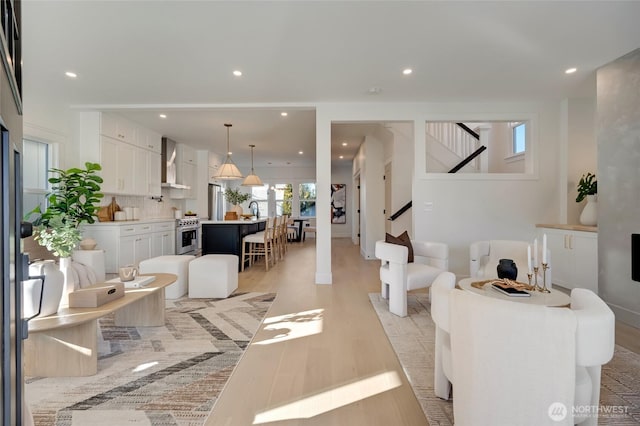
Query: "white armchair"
449 288 615 426
470 239 551 284
375 239 449 317
430 271 456 400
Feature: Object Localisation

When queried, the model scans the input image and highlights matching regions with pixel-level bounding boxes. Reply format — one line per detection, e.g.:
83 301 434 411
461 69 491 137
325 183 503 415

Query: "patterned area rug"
369 293 640 426
26 292 275 426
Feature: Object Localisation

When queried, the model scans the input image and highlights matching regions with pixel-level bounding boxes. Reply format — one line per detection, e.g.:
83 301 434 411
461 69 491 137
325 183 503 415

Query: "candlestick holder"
527 272 533 290
532 266 540 291
541 262 551 293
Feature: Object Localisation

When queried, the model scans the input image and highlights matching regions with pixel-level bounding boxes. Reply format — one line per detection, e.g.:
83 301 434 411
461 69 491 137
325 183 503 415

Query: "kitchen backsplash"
100 192 185 220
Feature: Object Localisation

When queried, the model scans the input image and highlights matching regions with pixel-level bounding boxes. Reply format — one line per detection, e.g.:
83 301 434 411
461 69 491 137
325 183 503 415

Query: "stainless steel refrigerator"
208 184 223 221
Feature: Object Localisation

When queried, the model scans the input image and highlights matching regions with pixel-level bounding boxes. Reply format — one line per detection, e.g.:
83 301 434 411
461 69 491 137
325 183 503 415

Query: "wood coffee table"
24 273 176 377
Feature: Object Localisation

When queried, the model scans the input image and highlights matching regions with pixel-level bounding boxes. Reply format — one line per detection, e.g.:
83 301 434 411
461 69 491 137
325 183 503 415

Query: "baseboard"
608 302 640 328
315 272 332 285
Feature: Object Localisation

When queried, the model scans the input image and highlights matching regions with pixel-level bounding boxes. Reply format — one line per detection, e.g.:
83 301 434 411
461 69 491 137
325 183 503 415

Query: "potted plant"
224 187 251 218
27 162 104 307
576 172 597 226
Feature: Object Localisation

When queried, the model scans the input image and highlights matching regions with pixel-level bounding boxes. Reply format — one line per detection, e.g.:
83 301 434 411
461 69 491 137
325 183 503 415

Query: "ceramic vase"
579 194 597 226
497 259 518 280
58 257 79 309
232 204 243 216
24 260 64 317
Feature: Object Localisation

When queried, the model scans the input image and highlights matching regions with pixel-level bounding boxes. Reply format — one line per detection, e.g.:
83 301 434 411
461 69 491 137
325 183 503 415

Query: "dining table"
457 277 571 307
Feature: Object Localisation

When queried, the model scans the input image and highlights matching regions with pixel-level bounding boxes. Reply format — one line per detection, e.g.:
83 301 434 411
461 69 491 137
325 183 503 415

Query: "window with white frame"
274 183 293 216
299 183 316 218
23 139 51 216
511 122 526 154
250 184 269 218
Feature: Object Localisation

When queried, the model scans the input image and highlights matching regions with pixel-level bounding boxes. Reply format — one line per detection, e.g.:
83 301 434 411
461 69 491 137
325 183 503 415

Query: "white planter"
232 204 243 216
24 260 64 317
579 194 598 226
58 257 79 309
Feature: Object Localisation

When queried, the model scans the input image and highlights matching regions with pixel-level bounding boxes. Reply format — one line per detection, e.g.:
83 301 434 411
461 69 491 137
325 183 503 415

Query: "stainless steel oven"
176 218 199 255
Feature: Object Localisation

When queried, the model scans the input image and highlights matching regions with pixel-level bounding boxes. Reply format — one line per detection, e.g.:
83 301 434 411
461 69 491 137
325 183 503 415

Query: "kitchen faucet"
248 201 260 219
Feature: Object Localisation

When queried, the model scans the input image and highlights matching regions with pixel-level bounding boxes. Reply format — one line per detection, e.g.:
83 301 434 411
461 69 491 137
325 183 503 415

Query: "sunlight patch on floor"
132 361 158 373
253 308 324 346
252 371 402 424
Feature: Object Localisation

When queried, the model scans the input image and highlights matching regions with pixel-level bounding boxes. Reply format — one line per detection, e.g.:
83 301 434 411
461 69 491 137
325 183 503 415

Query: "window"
511 122 526 154
250 184 269 218
274 183 292 216
299 183 316 218
23 139 50 216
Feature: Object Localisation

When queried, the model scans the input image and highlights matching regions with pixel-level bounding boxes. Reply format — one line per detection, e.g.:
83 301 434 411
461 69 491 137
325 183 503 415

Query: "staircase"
426 122 484 172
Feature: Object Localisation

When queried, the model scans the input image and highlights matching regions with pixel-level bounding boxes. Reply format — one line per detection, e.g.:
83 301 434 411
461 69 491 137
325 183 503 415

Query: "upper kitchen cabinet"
77 111 163 196
136 127 162 153
176 144 198 199
101 112 137 145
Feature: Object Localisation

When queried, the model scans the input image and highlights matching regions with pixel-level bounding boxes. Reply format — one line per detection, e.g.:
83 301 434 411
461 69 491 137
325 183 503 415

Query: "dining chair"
430 271 456 400
302 218 316 242
286 217 298 242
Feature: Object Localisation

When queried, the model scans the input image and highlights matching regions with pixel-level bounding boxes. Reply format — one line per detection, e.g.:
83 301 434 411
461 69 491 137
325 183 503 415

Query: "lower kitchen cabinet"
537 225 598 293
82 220 175 273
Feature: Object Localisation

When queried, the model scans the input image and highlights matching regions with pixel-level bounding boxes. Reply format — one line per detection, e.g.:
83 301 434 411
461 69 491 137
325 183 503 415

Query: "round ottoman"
189 254 238 298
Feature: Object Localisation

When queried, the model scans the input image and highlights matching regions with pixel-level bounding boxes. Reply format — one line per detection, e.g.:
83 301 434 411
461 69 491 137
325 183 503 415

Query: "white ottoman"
189 254 238 298
138 255 195 299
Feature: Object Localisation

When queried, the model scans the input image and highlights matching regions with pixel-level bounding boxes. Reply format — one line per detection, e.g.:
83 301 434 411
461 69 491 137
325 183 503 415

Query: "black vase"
497 259 518 280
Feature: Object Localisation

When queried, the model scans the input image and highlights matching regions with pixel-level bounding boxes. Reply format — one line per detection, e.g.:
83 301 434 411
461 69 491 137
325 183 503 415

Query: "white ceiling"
22 1 640 167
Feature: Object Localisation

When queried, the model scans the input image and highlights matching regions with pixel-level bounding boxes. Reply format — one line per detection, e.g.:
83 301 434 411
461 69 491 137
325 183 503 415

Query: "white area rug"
369 292 640 425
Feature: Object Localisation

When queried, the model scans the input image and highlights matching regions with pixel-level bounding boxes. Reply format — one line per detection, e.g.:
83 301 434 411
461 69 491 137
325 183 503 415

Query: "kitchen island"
201 218 268 270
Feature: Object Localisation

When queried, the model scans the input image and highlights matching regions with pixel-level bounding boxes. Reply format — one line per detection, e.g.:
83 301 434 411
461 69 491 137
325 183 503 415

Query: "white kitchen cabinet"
78 112 163 197
537 226 598 293
82 220 175 273
151 222 175 257
137 127 162 153
101 112 137 145
98 136 135 194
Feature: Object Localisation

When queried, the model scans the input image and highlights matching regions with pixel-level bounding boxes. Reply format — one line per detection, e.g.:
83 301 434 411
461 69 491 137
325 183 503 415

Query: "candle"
543 234 547 264
533 238 538 267
527 245 532 273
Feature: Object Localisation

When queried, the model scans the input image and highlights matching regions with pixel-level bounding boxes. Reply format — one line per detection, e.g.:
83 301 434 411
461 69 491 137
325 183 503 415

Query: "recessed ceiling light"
339 155 344 159
298 151 303 155
565 67 577 74
233 70 242 77
402 68 413 75
281 112 288 117
228 151 232 155
65 71 77 78
342 142 348 146
159 114 167 119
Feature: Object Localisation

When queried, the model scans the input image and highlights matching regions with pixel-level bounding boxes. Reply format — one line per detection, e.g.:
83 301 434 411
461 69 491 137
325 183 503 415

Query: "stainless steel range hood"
161 137 190 189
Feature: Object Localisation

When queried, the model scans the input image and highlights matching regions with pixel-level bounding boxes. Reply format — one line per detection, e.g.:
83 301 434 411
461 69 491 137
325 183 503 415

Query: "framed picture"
331 184 346 224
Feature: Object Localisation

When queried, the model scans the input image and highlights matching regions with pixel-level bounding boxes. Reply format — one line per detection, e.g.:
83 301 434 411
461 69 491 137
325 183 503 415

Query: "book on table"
491 283 531 297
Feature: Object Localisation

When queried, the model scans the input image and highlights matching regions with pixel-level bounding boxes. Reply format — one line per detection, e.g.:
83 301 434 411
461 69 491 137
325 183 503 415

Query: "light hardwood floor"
206 238 640 425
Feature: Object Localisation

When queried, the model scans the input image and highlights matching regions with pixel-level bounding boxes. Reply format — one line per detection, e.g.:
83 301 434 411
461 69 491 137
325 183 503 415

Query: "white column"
315 108 332 284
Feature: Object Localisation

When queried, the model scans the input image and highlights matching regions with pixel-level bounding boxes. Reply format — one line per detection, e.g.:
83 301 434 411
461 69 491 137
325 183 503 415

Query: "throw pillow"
385 231 414 263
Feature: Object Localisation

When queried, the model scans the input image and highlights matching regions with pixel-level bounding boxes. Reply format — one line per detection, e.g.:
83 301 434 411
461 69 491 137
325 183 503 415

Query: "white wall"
387 122 414 237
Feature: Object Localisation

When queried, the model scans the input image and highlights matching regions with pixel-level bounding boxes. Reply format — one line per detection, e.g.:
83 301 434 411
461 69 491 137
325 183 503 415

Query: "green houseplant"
576 172 597 203
576 172 597 226
29 162 104 257
224 187 251 206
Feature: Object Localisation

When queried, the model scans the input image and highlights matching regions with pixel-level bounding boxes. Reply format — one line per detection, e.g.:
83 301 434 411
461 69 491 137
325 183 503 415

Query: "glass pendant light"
213 123 243 180
241 144 264 186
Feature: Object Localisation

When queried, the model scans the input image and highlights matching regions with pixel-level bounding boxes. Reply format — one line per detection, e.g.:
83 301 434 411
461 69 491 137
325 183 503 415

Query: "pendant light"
214 123 243 180
241 144 263 186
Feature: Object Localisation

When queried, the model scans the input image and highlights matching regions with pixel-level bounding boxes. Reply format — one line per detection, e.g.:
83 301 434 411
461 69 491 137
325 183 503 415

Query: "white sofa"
375 239 449 317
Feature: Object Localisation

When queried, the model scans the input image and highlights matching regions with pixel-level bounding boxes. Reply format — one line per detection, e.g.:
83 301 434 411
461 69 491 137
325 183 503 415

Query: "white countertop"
84 218 175 226
201 218 268 225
